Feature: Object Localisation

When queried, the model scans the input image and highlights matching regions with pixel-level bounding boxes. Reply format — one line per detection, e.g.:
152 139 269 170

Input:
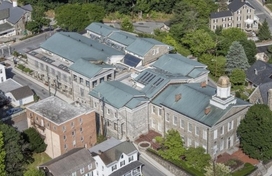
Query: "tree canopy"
121 18 134 32
24 168 45 176
184 147 211 171
225 41 249 74
204 162 231 176
239 39 257 65
237 104 272 161
230 68 246 85
55 3 105 32
23 127 47 153
158 129 185 161
0 123 32 176
258 19 272 41
0 132 6 176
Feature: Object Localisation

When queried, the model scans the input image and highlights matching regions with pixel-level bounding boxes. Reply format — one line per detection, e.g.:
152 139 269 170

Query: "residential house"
26 96 97 158
149 76 251 156
0 78 33 106
0 0 32 37
0 63 6 83
6 85 34 106
89 139 143 176
85 22 172 66
26 32 120 104
246 60 272 88
39 138 143 176
210 0 258 31
39 148 96 176
248 82 272 107
89 81 149 140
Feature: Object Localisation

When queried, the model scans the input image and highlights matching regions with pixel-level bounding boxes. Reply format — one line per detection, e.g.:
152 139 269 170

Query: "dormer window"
80 168 84 174
121 154 123 159
88 164 92 170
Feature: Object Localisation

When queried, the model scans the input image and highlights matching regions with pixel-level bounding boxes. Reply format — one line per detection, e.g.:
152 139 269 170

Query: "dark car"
6 108 23 116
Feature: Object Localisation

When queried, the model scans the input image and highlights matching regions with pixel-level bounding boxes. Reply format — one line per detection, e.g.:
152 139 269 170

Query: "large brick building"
26 96 97 158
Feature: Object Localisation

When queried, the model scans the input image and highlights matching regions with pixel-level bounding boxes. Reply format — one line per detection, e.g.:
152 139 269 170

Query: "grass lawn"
266 4 272 12
27 152 51 170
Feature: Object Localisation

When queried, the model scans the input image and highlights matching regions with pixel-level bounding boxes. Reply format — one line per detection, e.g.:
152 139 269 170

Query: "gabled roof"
10 85 33 100
258 82 272 104
89 81 146 109
69 58 114 78
40 32 112 63
98 141 137 166
109 161 143 176
0 78 21 93
228 0 254 12
85 22 118 37
152 83 250 127
246 60 272 86
210 11 232 18
152 54 208 78
108 31 137 46
125 38 168 57
89 137 121 154
21 4 32 11
0 9 9 20
40 148 95 176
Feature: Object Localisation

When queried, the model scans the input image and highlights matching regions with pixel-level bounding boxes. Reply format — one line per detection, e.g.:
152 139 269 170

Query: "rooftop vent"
175 94 181 102
126 36 128 39
204 106 211 115
101 49 104 51
78 39 81 42
254 69 258 75
201 81 207 88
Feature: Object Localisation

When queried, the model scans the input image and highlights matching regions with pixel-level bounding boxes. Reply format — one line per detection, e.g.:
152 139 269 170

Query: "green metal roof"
126 97 149 109
152 83 250 127
40 32 111 63
125 38 167 57
108 31 137 46
85 22 118 37
153 54 208 78
69 58 113 78
89 81 146 109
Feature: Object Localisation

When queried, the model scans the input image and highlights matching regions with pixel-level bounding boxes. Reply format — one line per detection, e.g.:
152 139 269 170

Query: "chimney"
98 150 103 154
204 106 211 115
254 69 258 75
13 0 17 7
268 89 272 111
175 94 181 102
201 81 207 88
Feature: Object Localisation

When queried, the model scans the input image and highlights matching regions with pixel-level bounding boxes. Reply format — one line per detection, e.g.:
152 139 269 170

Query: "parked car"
6 108 23 116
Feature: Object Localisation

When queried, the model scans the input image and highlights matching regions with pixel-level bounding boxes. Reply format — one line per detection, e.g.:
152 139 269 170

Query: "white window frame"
173 116 177 125
152 106 156 114
80 168 85 174
180 119 184 129
88 164 92 170
214 129 218 139
107 108 110 115
228 121 233 131
187 138 192 147
203 130 207 140
158 108 162 116
166 113 170 122
220 126 224 135
195 141 199 147
188 123 192 133
237 116 241 127
195 126 199 136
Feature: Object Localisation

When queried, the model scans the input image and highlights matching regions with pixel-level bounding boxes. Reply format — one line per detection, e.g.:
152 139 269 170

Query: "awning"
245 19 254 24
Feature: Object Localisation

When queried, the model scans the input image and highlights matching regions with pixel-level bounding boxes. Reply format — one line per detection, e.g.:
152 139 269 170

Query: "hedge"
232 163 257 176
146 148 204 176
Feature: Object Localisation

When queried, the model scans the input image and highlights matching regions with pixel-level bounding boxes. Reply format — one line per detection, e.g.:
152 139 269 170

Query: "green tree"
23 128 47 153
26 21 40 34
0 132 6 176
230 68 246 85
184 147 211 171
0 123 32 176
226 41 249 74
199 54 226 77
24 168 45 176
218 0 228 11
237 104 272 160
121 18 134 32
182 29 216 57
158 129 185 161
218 28 247 55
258 19 272 41
55 3 105 32
239 39 257 65
204 162 231 176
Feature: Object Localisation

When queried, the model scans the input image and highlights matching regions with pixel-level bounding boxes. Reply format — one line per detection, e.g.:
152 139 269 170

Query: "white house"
0 64 6 83
89 139 143 176
6 85 34 106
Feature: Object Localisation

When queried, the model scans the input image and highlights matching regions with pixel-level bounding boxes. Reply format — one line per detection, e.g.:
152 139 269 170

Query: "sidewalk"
5 58 74 104
140 151 175 176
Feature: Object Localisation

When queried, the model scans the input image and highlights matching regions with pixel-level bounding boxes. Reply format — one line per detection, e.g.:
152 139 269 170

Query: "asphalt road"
247 0 272 31
0 31 55 57
5 67 50 100
140 156 166 176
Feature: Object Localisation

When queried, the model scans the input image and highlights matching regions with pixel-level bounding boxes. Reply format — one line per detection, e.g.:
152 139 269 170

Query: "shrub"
17 64 25 70
232 163 257 176
23 127 47 153
154 136 163 143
